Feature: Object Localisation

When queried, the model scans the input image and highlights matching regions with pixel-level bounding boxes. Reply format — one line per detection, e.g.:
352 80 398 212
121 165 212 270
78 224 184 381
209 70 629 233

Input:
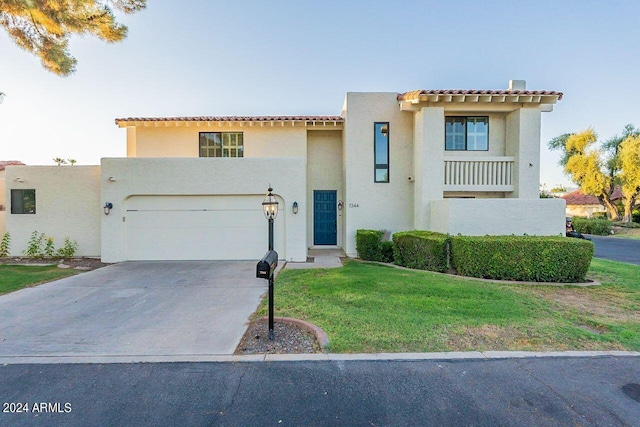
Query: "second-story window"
374 122 389 183
445 117 488 151
199 132 244 157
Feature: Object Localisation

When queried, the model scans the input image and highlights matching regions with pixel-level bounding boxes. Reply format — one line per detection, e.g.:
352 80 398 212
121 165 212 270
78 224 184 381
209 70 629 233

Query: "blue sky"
1 0 638 188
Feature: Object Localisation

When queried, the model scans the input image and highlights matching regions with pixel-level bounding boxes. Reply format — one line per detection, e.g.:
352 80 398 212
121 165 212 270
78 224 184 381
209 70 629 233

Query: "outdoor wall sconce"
292 201 299 214
338 200 344 210
103 202 113 215
108 176 117 182
14 177 24 182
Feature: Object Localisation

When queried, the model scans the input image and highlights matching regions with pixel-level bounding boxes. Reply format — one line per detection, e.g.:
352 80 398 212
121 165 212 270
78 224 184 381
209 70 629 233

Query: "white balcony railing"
444 156 515 192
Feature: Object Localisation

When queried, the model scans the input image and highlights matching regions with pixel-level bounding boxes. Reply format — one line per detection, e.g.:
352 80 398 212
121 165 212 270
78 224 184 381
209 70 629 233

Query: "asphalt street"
589 235 640 265
1 357 639 426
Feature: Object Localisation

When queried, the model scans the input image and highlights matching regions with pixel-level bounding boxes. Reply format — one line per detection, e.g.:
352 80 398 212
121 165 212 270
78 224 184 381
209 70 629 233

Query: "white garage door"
125 195 285 261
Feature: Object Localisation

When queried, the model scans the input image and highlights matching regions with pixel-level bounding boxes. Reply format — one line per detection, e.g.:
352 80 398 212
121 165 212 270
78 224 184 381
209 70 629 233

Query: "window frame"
198 132 244 158
374 122 390 183
445 116 489 151
11 189 36 214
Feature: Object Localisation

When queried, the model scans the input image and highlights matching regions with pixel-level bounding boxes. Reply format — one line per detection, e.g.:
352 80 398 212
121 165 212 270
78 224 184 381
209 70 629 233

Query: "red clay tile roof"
0 160 25 171
397 89 563 101
562 188 624 205
115 116 344 125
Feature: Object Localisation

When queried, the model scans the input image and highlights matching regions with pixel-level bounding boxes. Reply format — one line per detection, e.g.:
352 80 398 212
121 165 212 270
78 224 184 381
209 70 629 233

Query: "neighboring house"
4 80 566 262
0 160 25 235
562 187 623 218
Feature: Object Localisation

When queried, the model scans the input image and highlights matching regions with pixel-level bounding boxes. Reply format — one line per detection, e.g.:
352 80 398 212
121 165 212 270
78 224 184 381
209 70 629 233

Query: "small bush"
450 235 593 282
0 232 10 257
572 217 612 235
380 241 394 263
43 237 56 258
632 210 640 224
392 231 450 273
24 231 46 258
57 237 78 259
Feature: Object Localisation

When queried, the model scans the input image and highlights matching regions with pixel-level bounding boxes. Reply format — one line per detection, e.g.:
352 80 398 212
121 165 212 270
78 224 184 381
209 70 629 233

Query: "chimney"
508 80 526 91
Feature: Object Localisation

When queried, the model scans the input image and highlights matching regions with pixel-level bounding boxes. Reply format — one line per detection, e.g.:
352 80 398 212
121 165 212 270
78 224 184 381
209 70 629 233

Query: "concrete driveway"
0 261 266 360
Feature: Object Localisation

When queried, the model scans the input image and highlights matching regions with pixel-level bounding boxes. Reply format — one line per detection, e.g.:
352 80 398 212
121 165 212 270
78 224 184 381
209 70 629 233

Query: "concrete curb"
257 316 330 350
0 351 638 365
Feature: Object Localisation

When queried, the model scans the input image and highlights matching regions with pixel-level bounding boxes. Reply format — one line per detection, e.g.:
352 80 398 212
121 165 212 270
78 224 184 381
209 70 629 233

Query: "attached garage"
124 195 285 261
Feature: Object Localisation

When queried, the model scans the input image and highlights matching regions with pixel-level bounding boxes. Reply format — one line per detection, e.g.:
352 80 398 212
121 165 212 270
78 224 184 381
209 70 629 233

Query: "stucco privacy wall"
0 170 6 235
5 166 101 256
131 125 308 158
342 92 414 257
307 130 343 247
430 198 566 236
100 157 306 263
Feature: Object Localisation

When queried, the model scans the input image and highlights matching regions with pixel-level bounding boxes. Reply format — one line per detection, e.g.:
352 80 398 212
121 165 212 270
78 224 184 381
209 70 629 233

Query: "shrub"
0 232 10 257
380 241 394 263
57 237 79 259
450 235 593 282
572 217 612 235
392 231 450 273
633 210 640 224
43 237 56 258
24 231 46 258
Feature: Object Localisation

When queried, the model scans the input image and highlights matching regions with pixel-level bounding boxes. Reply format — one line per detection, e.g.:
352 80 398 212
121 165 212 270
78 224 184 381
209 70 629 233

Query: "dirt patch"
235 319 322 355
0 257 109 271
445 325 534 351
531 288 640 323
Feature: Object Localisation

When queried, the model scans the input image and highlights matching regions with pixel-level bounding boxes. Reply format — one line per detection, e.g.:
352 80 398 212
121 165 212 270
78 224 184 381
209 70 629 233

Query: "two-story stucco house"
3 80 566 262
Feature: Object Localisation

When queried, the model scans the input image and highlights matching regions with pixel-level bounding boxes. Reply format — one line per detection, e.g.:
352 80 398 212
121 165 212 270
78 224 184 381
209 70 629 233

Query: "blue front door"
314 190 337 245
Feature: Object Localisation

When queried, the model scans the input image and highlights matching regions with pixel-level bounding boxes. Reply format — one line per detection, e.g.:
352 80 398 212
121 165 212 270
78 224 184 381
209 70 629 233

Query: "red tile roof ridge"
115 115 344 124
562 187 623 205
0 160 25 171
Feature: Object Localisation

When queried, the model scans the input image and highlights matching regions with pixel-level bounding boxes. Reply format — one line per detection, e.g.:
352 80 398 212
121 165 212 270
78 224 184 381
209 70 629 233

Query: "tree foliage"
549 125 640 221
0 0 147 76
618 135 640 221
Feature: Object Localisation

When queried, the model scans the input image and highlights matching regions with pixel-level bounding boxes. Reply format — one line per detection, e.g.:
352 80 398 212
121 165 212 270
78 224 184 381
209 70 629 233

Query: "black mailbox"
256 250 278 279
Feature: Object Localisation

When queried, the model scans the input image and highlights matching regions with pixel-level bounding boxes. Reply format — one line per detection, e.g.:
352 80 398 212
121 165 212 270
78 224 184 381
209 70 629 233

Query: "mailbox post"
260 186 279 340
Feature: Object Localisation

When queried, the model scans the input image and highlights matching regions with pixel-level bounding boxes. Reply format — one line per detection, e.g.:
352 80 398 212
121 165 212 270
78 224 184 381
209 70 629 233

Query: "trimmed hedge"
356 229 393 262
392 231 450 273
572 217 612 236
450 235 594 282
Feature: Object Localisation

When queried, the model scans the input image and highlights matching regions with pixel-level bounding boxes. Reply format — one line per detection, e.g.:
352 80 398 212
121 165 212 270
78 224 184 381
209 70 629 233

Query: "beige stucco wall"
307 130 343 247
505 107 542 199
342 92 415 257
101 157 307 263
430 198 566 236
5 166 101 256
0 169 6 235
130 125 308 158
566 204 606 218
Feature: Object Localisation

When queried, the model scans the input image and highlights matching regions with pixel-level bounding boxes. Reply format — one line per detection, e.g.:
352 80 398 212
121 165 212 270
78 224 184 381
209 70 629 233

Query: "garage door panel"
125 195 285 261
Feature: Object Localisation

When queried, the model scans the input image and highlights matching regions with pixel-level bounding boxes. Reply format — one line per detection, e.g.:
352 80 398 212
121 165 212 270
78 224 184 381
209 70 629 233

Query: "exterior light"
338 200 344 211
14 177 24 182
103 202 113 215
292 201 298 214
108 176 117 182
261 186 279 220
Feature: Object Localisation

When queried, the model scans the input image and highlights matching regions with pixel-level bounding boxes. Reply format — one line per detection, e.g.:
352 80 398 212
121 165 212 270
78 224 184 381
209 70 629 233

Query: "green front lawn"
0 265 78 295
259 259 640 353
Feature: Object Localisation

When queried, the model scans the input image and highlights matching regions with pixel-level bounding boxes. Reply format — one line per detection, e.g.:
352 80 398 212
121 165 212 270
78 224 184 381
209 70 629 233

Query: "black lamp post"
261 186 279 339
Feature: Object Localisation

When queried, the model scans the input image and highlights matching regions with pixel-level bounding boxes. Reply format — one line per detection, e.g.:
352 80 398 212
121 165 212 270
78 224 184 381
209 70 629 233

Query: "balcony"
443 156 515 192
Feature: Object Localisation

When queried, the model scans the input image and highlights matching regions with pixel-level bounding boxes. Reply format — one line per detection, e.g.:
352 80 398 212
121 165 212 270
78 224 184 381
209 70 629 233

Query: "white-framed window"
445 117 488 151
374 122 389 183
199 132 244 157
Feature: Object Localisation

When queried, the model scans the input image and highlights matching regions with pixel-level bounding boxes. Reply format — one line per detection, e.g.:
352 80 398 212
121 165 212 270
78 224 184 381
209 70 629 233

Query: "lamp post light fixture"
103 202 113 215
261 186 279 250
260 185 279 340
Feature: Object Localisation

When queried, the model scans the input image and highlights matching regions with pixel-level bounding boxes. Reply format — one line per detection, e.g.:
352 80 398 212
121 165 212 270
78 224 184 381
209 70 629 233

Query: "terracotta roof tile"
115 116 344 125
397 89 563 101
562 187 623 205
0 160 25 171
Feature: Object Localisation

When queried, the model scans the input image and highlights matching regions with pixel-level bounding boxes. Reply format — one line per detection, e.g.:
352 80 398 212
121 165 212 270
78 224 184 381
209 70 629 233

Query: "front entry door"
313 190 337 245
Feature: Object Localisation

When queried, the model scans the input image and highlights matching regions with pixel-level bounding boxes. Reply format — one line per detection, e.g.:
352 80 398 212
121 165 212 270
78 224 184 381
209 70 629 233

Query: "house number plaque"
348 203 359 208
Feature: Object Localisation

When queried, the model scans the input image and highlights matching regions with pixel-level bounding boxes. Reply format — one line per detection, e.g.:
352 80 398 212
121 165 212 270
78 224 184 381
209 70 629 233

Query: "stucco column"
414 106 445 229
505 107 541 199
